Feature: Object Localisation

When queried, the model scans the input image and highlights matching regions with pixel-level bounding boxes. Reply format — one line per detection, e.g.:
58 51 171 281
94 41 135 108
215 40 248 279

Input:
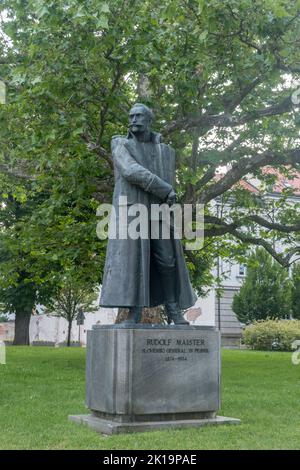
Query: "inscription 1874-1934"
142 337 209 361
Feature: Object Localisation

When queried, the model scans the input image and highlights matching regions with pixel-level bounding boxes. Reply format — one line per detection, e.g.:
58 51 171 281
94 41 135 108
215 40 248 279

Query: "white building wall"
0 292 216 345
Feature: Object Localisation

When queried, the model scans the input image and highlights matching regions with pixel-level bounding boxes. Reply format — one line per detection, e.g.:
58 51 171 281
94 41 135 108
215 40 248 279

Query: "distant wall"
215 287 242 335
0 322 14 342
29 309 119 345
0 293 216 345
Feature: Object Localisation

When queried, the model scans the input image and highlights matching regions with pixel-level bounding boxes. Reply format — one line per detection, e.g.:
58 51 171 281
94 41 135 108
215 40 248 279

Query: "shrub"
243 319 300 351
58 341 81 347
31 341 55 347
232 248 292 324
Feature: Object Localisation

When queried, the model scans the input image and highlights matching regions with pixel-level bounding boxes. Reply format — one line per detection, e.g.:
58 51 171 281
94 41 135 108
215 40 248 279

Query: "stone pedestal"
69 325 240 434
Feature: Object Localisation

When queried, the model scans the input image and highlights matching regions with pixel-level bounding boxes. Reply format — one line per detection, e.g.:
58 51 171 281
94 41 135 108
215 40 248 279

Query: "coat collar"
126 130 163 143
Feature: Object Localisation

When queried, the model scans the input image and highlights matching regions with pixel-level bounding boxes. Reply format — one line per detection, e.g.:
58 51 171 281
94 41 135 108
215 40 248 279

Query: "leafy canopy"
0 0 300 302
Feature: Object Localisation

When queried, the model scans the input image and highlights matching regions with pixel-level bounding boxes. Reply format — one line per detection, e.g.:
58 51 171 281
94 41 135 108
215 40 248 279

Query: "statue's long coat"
99 131 197 309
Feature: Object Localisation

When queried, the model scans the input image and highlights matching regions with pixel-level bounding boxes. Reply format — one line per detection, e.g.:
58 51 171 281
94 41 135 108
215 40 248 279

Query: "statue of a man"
99 103 197 324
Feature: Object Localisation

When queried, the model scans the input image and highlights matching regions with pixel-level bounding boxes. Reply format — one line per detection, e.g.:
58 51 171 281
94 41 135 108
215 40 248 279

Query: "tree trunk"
13 309 32 345
67 319 72 347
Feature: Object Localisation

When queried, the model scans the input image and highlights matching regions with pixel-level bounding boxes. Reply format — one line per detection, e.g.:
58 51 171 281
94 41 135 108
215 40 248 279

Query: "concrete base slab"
69 414 241 435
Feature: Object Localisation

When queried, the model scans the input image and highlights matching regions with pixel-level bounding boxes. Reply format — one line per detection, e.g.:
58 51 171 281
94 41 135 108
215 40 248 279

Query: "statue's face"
129 106 151 134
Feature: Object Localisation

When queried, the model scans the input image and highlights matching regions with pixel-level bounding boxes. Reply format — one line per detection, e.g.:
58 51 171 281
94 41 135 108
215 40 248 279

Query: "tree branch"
164 95 294 135
224 76 265 113
204 214 300 267
230 229 297 267
247 215 300 233
81 133 113 169
198 147 300 204
205 214 300 236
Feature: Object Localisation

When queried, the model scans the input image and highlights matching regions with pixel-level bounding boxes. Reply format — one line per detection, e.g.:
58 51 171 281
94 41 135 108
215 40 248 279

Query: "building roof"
216 166 300 197
262 167 300 196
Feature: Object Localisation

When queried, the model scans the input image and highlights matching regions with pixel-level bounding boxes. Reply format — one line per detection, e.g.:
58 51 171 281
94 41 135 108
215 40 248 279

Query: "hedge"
243 319 300 351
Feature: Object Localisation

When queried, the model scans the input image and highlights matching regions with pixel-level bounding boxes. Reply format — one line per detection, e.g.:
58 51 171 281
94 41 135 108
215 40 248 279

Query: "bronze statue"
99 103 197 324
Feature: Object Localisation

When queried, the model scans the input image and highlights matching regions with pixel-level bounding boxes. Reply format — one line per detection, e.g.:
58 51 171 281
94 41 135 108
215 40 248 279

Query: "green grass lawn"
0 346 300 450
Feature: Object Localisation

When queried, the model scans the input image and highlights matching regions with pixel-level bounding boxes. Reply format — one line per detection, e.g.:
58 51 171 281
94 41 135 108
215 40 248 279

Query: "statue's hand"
166 189 177 206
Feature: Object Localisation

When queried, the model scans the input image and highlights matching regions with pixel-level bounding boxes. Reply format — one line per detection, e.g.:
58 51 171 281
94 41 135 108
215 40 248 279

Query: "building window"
239 264 246 276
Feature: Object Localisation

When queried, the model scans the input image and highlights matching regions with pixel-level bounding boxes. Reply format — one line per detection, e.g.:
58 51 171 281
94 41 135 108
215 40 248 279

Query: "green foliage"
0 193 57 320
44 275 98 345
243 319 300 351
0 0 300 327
232 248 292 323
45 277 98 321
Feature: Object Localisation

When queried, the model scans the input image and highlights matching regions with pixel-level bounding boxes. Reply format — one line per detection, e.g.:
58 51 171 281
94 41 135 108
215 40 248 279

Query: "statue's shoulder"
112 134 127 141
151 131 163 144
111 134 127 143
152 132 174 151
111 135 127 150
160 140 175 156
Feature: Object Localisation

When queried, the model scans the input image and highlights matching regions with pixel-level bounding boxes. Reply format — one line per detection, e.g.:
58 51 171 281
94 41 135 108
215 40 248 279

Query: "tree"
45 276 98 346
1 0 300 329
291 263 300 319
232 248 292 323
0 191 58 344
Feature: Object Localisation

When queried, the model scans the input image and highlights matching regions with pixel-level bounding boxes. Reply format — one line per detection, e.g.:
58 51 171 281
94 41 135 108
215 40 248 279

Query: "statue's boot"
120 307 142 325
165 302 189 325
158 262 189 325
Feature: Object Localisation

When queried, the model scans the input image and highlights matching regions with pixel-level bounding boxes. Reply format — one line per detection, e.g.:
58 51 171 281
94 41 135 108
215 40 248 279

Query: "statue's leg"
150 223 189 325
